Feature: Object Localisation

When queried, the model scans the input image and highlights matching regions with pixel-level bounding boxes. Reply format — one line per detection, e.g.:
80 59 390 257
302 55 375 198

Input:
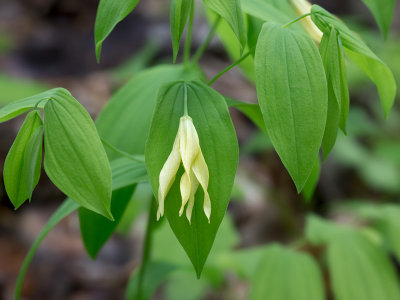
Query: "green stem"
136 198 157 299
192 16 221 62
101 138 144 163
183 2 195 64
208 50 252 86
282 12 313 29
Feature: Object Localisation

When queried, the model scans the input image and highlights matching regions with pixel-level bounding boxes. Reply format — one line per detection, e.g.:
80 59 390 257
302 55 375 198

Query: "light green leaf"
305 215 347 245
204 0 247 52
3 110 43 208
328 230 400 300
312 5 397 117
96 64 204 159
361 0 396 39
250 244 325 300
170 0 193 63
255 22 327 192
145 80 238 276
319 27 349 159
110 157 148 190
44 89 112 219
95 0 140 62
302 158 320 202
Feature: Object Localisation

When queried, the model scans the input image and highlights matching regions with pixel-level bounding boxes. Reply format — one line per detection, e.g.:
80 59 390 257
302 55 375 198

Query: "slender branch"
136 198 157 299
192 16 221 62
101 138 144 163
183 1 195 64
282 12 313 29
208 50 252 86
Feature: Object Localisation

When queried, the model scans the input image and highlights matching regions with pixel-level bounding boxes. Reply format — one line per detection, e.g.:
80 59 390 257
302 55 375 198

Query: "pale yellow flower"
290 0 323 43
157 115 211 223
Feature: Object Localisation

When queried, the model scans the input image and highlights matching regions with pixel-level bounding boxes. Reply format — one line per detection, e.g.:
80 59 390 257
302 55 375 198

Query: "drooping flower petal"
185 173 199 223
291 0 323 43
179 116 200 177
192 150 211 222
157 134 181 220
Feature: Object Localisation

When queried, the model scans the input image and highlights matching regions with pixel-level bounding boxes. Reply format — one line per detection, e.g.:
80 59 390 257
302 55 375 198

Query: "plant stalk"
183 1 195 64
192 15 221 62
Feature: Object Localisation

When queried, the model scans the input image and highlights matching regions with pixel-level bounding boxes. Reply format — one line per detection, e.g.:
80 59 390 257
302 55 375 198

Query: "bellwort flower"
290 0 323 43
157 115 211 223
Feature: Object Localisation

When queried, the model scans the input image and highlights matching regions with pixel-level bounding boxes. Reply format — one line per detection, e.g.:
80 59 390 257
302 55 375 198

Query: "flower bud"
291 0 323 43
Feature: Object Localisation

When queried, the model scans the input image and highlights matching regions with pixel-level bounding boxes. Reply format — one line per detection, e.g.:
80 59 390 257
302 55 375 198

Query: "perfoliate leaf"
250 244 325 300
95 0 140 62
255 22 327 192
361 0 396 39
203 0 247 53
145 80 238 276
319 27 349 159
3 110 43 208
170 0 193 63
311 5 397 117
44 89 113 219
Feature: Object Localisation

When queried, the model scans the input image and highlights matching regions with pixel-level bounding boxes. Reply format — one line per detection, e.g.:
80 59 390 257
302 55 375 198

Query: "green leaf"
311 5 397 117
302 158 320 202
15 198 80 300
328 230 400 300
44 89 112 219
126 261 179 300
361 0 396 39
0 88 64 123
145 80 238 276
319 27 349 159
203 0 247 52
250 244 325 300
110 157 148 190
96 64 204 158
3 110 43 208
255 22 327 192
305 215 346 245
95 0 140 62
170 0 193 63
79 185 136 258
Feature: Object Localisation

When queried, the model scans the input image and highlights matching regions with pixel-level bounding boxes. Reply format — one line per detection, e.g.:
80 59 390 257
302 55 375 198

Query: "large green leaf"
44 89 112 219
203 0 247 52
170 0 193 63
96 64 203 158
311 5 397 117
145 80 238 276
328 230 400 300
255 22 327 192
250 244 325 300
109 157 148 190
95 0 140 62
3 110 43 208
319 27 349 159
361 0 396 39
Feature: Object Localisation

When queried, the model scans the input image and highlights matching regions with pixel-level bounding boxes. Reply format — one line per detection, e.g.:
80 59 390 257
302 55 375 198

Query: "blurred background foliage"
0 0 400 299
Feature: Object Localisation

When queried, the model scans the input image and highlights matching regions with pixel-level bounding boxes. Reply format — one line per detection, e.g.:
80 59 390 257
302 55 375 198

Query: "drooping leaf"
311 5 397 117
302 158 321 202
255 22 327 192
203 0 247 52
328 230 400 300
145 80 238 276
44 89 112 219
96 64 204 159
319 27 349 159
95 0 140 62
250 244 325 300
3 110 43 208
361 0 396 39
170 0 193 63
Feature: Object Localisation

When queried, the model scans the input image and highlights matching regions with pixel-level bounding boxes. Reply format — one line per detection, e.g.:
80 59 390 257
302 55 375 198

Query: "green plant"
1 0 398 299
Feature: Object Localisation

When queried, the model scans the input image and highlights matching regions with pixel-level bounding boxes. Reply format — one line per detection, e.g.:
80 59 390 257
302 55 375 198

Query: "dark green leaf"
203 0 247 52
95 0 140 62
145 80 238 276
44 89 113 219
170 0 193 63
311 5 397 116
96 64 204 159
328 230 400 300
3 110 43 208
361 0 396 39
255 22 327 192
250 244 325 300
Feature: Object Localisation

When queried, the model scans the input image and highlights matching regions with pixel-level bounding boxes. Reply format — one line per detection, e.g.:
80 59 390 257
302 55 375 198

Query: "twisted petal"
157 134 181 220
179 116 200 177
291 0 322 43
192 150 211 222
183 172 199 223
